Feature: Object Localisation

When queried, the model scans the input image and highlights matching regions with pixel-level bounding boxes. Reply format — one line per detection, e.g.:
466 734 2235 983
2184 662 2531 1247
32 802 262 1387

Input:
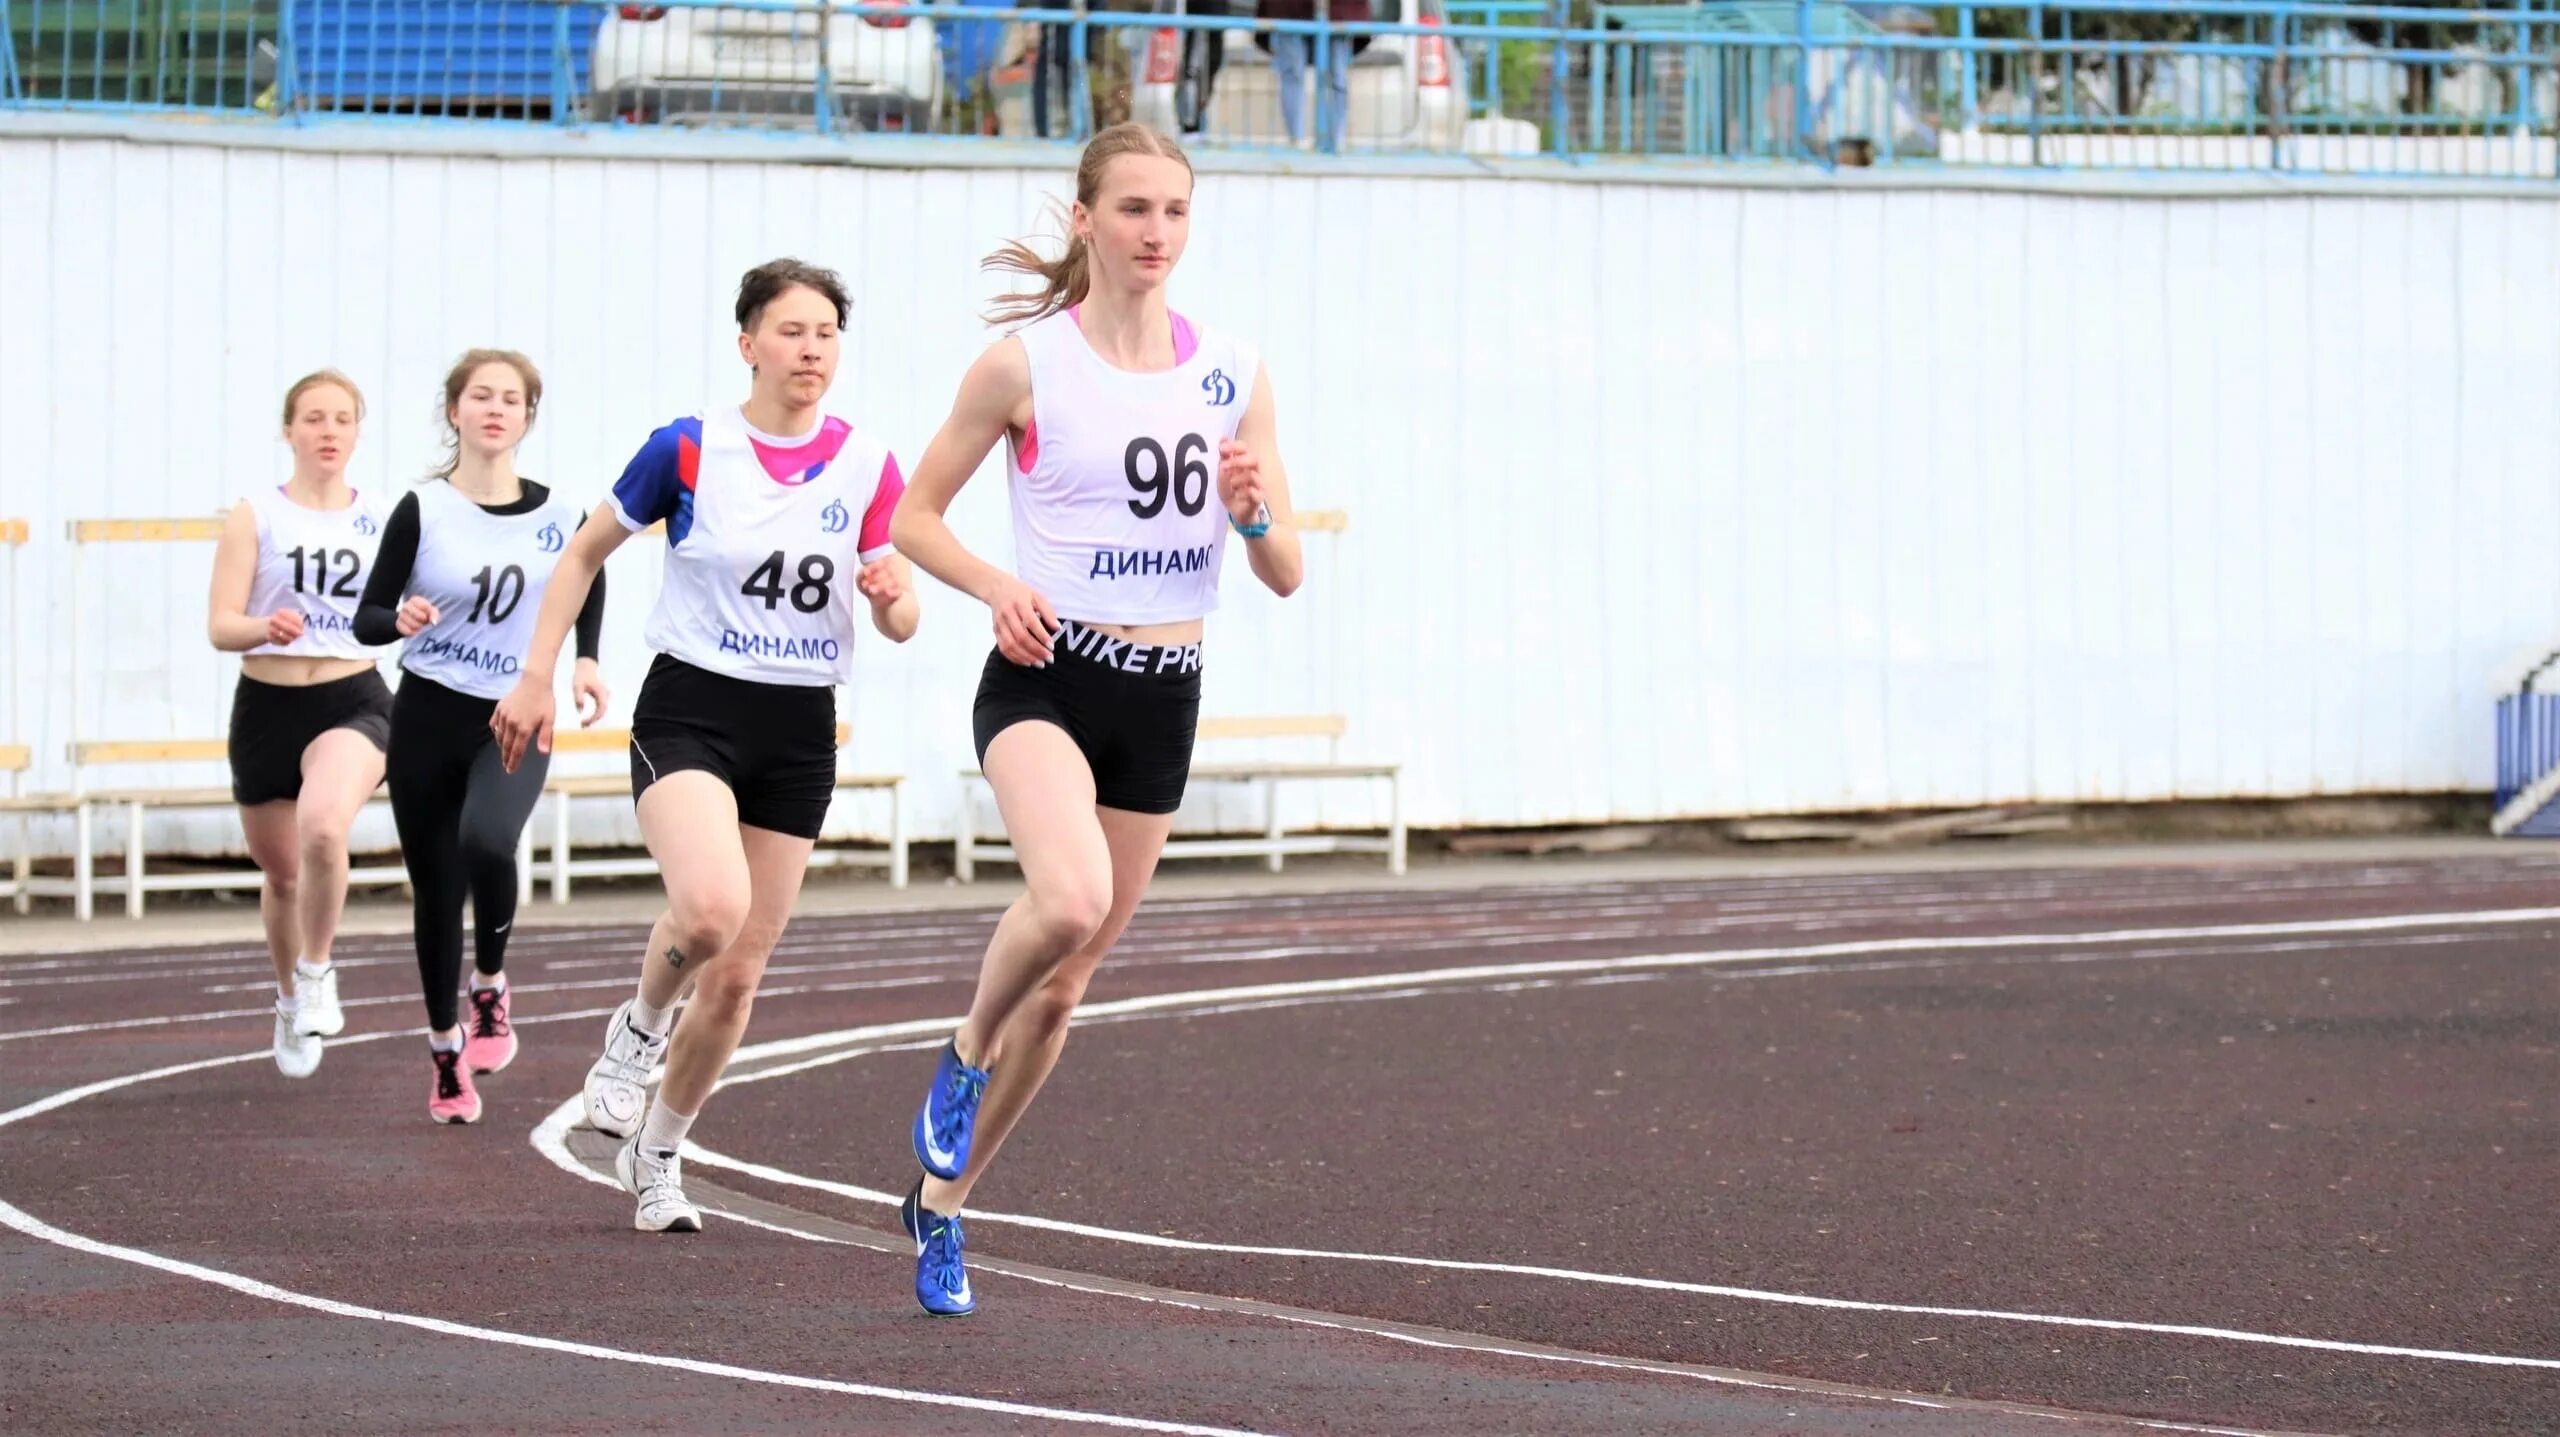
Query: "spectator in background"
1031 0 1141 137
1179 0 1231 136
1254 0 1369 149
937 0 1014 133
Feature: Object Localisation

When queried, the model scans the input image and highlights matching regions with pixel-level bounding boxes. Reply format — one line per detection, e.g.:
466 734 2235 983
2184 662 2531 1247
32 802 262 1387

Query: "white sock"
429 1030 464 1054
471 971 505 994
637 1101 695 1161
275 985 298 1012
295 958 331 981
630 991 673 1037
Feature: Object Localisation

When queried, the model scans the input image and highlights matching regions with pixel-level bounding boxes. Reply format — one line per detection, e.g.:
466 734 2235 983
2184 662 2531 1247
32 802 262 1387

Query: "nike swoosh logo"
919 1091 961 1169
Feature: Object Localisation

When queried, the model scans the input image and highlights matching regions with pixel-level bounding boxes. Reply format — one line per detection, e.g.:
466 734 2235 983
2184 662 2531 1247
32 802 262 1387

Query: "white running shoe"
272 1002 322 1078
293 964 345 1038
584 1000 668 1138
614 1135 703 1234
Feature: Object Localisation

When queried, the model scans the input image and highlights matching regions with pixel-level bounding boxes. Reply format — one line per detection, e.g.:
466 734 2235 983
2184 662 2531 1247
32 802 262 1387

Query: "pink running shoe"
464 983 517 1075
430 1049 482 1125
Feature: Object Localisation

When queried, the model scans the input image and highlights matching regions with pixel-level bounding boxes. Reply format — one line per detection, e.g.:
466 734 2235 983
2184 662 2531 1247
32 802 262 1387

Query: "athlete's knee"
687 960 761 1029
295 811 352 866
666 890 750 964
1024 877 1110 956
457 824 518 876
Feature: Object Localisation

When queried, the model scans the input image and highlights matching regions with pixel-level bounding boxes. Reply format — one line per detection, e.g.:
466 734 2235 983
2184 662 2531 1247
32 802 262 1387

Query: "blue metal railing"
3 0 2556 176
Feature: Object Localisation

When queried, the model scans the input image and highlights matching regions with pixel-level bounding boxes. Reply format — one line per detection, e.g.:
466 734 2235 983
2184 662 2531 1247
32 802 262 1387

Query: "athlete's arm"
567 511 613 724
351 492 428 645
1224 367 1304 599
572 512 609 663
857 453 920 644
891 338 1059 666
206 501 294 651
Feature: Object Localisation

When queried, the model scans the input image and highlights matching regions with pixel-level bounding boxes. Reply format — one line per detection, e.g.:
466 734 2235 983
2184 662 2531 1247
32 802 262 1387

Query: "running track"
3 851 2555 1434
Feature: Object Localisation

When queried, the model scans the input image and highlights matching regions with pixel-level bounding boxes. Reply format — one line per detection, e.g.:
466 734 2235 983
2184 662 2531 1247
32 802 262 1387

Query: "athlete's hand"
264 608 306 647
1218 438 1266 528
984 575 1060 668
855 554 910 607
395 595 440 638
571 658 611 729
490 675 556 773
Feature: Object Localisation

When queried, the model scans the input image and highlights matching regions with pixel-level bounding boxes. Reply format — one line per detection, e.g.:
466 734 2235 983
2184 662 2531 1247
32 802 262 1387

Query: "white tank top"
241 483 393 660
399 480 589 699
1005 308 1259 626
608 404 903 688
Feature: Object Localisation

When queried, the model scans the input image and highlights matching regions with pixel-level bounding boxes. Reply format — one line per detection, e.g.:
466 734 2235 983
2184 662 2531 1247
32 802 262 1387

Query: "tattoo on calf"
664 944 686 971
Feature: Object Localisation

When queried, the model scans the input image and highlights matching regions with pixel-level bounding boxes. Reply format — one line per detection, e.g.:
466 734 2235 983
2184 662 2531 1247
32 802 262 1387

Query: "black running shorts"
628 654 838 840
971 620 1203 816
227 668 394 806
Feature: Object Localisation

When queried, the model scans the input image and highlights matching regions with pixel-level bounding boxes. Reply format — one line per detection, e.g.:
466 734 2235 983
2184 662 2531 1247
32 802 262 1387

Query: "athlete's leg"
653 821 812 1115
582 770 748 1141
237 801 303 995
953 722 1116 1066
386 725 470 1039
921 803 1173 1213
457 738 546 1075
615 811 811 1235
909 720 1112 1186
292 727 386 973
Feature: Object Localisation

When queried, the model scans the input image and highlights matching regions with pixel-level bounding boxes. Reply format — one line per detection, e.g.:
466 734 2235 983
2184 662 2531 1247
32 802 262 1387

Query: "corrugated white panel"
4 135 2558 864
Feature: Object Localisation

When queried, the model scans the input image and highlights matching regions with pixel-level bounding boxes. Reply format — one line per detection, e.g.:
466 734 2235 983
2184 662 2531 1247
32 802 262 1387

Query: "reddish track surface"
4 851 2555 1434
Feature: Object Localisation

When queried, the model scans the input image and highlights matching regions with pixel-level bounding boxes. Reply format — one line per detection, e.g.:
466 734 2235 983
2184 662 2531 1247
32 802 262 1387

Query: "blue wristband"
1231 506 1271 540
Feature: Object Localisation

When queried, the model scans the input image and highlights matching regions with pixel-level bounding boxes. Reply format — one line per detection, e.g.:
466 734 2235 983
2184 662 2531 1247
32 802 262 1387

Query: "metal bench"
954 713 1404 881
534 723 908 900
61 738 409 920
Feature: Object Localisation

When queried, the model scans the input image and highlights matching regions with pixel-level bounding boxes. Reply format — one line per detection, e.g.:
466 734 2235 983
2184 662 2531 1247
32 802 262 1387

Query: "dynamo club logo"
1201 368 1237 407
354 513 378 536
536 521 565 554
819 498 850 535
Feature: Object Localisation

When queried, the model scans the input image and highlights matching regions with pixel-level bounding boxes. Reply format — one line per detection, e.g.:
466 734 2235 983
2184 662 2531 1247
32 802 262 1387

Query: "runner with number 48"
490 259 919 1236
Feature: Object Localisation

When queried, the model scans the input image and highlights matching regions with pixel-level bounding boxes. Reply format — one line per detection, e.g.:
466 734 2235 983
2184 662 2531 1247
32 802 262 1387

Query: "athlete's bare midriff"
240 654 377 688
1071 617 1204 648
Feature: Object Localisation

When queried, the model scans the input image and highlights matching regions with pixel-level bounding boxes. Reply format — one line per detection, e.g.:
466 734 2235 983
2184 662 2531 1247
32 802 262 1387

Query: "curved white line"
0 1197 1263 1436
626 944 2560 1376
0 1039 1264 1434
529 1097 2271 1437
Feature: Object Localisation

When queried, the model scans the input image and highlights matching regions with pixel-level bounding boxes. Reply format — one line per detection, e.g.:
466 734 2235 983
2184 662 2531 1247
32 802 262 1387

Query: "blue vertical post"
1549 0 1570 155
1071 0 1092 138
551 3 574 124
1316 0 1335 151
813 0 838 135
1956 1 1976 131
1794 0 1815 162
277 0 300 117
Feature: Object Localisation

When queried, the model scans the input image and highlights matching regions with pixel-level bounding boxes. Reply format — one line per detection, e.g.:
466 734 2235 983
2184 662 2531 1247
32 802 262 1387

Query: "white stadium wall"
3 130 2557 860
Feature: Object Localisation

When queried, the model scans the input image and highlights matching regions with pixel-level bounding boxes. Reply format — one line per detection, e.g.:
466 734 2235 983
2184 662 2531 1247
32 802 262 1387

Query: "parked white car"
1126 0 1468 151
591 1 942 128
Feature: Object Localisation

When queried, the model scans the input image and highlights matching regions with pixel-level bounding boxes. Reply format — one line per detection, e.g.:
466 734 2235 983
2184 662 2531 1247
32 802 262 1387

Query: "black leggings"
387 674 549 1032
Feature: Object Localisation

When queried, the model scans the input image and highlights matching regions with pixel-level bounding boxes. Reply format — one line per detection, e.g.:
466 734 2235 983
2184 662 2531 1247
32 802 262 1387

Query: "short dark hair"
736 258 851 332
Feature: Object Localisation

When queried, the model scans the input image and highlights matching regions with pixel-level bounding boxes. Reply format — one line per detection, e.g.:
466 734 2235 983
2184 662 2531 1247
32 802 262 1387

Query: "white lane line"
654 950 2560 1375
0 1197 1266 1435
0 1036 1265 1435
13 900 2552 1046
526 1106 2272 1437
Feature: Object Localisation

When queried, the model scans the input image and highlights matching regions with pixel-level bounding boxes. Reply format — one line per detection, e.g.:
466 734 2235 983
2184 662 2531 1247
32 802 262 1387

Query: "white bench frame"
532 723 909 901
0 518 74 912
954 714 1404 881
1 743 81 915
58 738 413 921
55 516 415 919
